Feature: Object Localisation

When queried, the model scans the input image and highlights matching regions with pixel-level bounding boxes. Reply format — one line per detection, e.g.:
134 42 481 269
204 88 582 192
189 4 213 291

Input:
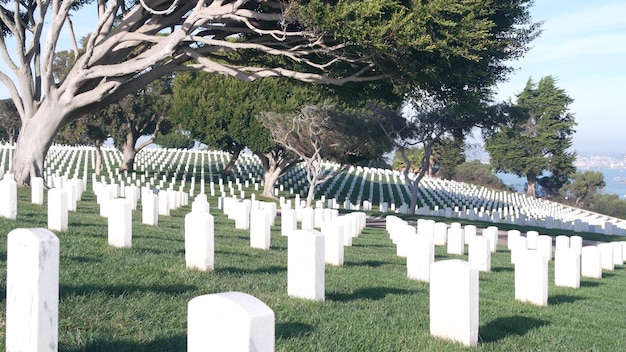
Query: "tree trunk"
222 144 243 177
255 150 300 199
409 180 420 214
406 146 431 214
121 133 138 171
94 141 103 176
305 179 317 208
11 104 67 186
262 171 280 199
526 173 537 198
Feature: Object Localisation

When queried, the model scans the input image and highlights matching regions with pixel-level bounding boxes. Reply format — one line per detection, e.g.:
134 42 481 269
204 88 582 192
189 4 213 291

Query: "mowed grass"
1 186 626 351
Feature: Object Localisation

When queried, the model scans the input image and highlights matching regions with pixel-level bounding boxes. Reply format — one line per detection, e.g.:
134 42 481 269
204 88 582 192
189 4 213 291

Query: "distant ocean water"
496 169 626 200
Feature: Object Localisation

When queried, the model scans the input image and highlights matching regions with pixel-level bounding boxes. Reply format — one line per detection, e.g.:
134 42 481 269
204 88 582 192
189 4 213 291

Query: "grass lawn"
2 186 626 351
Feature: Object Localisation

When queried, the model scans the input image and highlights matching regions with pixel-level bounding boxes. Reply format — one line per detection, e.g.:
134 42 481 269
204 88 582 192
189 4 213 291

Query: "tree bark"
305 178 318 208
255 150 300 199
526 173 537 198
222 144 243 177
94 140 103 176
262 169 281 199
120 131 139 171
11 102 67 186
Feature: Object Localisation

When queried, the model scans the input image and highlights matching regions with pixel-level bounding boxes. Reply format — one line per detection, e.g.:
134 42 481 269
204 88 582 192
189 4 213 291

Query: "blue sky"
494 0 626 155
2 2 624 155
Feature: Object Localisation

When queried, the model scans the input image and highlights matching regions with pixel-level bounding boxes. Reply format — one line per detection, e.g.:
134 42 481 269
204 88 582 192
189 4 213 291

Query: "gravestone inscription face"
187 292 275 352
288 229 325 301
6 228 59 352
430 260 479 347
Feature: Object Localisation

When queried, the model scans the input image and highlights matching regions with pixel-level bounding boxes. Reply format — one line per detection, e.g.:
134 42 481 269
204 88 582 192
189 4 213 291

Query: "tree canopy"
562 170 606 207
485 76 577 197
261 103 402 206
1 0 539 185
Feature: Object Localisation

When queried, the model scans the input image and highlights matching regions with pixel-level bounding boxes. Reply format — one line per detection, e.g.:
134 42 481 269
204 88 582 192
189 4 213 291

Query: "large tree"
1 0 539 185
171 68 400 197
485 76 577 197
261 103 401 207
383 100 512 214
170 72 324 181
562 170 606 207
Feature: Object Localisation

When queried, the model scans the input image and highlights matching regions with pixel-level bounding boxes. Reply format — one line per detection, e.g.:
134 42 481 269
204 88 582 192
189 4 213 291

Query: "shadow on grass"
351 243 391 249
580 280 603 287
59 334 186 352
60 283 197 298
215 265 286 275
276 322 315 340
548 294 586 305
343 260 394 268
66 255 103 263
480 316 549 343
327 286 418 302
491 267 514 273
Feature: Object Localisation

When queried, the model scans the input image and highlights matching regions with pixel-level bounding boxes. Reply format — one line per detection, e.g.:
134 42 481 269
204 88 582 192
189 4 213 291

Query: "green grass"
2 186 626 351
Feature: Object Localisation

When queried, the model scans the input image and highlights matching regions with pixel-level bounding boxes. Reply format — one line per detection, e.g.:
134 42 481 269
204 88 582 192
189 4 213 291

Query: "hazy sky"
494 0 626 155
1 2 624 156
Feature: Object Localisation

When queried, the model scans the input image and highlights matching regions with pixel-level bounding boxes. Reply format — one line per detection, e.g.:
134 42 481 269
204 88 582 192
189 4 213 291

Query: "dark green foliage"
433 137 466 180
589 194 626 219
454 160 509 191
485 76 577 197
0 98 19 143
153 127 195 150
561 170 606 207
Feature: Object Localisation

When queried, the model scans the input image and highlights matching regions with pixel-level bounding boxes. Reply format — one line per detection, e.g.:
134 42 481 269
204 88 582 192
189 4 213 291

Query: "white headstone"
433 222 448 246
598 243 615 271
108 198 132 248
396 224 416 258
581 246 602 279
526 230 539 250
447 227 465 255
6 228 59 352
515 250 548 306
185 211 214 271
340 216 353 246
469 236 491 272
484 226 499 252
430 260 478 347
570 236 583 255
536 235 553 261
47 188 68 232
0 174 17 219
464 225 477 245
555 248 580 288
288 229 325 301
301 207 315 230
555 236 569 252
142 192 159 226
281 207 297 237
321 220 344 266
234 201 251 230
612 242 624 266
407 235 434 282
507 230 521 250
187 292 274 352
158 189 170 216
250 208 271 250
510 236 528 265
31 176 45 205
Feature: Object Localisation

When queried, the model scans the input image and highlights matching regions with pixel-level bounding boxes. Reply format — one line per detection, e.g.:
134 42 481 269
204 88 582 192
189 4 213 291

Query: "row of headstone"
2 143 626 236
